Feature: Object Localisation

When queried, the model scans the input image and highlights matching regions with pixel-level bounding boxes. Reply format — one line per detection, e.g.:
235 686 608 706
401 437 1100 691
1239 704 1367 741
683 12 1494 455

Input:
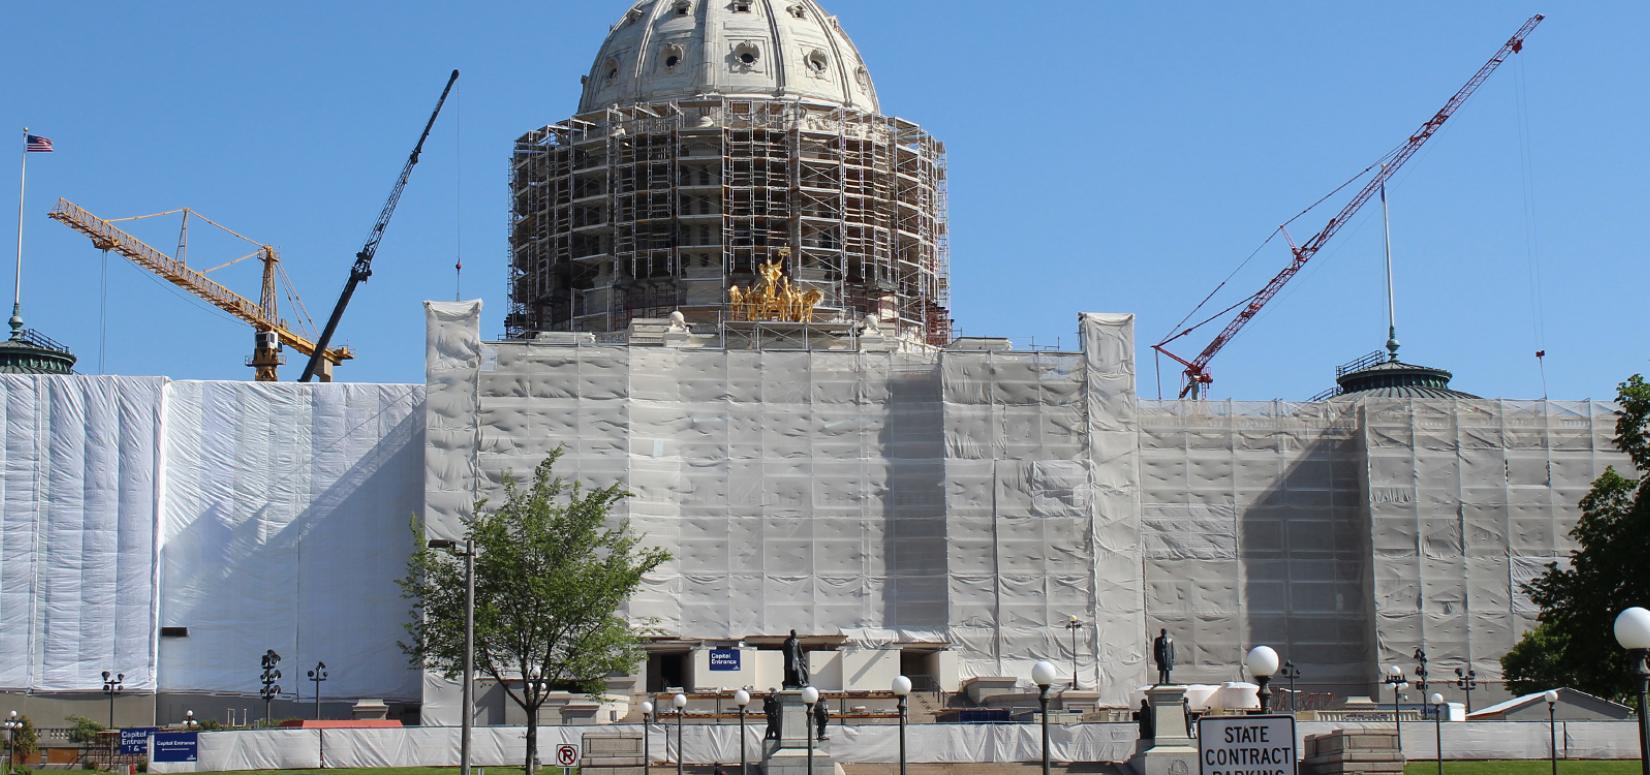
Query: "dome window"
674 0 692 15
661 44 686 72
786 3 807 19
734 43 761 68
605 57 621 84
854 66 871 89
805 50 829 75
732 1 752 12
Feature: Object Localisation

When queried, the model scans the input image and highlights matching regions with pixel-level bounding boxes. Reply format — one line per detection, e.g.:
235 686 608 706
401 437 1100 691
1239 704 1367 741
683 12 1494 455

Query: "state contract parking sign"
1197 714 1297 775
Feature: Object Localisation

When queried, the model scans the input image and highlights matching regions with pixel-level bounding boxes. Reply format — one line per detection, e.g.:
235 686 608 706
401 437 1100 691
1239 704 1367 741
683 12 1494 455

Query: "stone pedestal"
1128 686 1197 775
1302 728 1404 774
761 691 834 775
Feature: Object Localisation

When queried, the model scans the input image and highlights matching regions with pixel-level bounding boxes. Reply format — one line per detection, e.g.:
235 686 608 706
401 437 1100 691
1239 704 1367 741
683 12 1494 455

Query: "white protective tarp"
0 375 164 691
157 381 426 700
422 303 1119 700
0 375 425 700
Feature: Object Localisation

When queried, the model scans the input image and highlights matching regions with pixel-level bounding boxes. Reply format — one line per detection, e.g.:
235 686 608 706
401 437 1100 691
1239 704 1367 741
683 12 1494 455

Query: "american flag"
25 134 53 153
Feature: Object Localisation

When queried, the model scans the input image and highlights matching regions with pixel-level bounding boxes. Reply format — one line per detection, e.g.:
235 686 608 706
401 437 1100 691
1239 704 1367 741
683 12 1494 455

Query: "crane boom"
299 69 459 382
49 198 352 375
1153 14 1543 398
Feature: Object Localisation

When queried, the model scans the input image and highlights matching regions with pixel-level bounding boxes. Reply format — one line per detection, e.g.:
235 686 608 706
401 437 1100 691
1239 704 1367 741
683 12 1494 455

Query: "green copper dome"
1332 358 1476 400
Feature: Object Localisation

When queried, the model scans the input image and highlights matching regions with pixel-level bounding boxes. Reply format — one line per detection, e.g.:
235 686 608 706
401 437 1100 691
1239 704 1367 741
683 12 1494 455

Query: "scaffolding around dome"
507 97 950 347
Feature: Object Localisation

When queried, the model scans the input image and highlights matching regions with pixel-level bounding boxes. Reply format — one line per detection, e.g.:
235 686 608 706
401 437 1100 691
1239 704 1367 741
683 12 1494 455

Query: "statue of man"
1153 628 1176 685
783 630 809 689
814 697 829 741
762 689 780 740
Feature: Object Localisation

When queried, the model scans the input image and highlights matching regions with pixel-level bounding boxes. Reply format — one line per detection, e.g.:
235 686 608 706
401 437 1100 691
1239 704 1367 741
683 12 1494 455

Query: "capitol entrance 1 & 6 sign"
1196 714 1297 775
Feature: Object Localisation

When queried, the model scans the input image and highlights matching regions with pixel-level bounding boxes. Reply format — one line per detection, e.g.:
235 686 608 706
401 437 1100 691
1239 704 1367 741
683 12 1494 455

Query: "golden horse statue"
728 248 823 323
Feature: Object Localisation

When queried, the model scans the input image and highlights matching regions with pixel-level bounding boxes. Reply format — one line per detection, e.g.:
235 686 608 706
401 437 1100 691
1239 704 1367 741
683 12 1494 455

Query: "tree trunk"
525 709 537 775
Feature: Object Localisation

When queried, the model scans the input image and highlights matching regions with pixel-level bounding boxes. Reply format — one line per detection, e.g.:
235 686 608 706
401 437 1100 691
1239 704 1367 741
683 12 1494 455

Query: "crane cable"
455 80 464 302
1514 54 1549 398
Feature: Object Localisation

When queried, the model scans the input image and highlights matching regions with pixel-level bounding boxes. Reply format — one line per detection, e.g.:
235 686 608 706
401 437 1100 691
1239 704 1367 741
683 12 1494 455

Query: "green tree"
62 716 103 745
1504 374 1650 701
10 714 39 763
399 450 669 775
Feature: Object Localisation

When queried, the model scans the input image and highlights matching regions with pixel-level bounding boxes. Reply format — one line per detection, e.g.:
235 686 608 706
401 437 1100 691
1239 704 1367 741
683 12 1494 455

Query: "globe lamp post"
4 711 21 775
734 689 750 775
673 693 688 775
1545 689 1559 775
1246 646 1279 714
1429 693 1444 775
640 701 654 773
1383 665 1408 748
892 675 912 775
1033 660 1057 775
1617 606 1650 775
801 686 819 775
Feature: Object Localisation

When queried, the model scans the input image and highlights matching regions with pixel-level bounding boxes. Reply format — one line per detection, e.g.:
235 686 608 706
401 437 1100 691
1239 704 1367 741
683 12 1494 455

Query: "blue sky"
3 2 1644 400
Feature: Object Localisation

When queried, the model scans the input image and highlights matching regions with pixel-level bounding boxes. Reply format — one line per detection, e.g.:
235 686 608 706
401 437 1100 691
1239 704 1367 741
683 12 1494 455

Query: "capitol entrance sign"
1196 714 1297 775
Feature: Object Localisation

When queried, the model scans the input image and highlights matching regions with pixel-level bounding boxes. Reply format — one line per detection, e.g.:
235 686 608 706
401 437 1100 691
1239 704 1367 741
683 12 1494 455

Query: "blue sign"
708 649 741 671
119 728 157 755
151 732 199 763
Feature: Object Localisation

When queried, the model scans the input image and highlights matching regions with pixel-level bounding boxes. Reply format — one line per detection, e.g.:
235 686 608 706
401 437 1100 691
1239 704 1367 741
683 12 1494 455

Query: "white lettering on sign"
1197 714 1297 775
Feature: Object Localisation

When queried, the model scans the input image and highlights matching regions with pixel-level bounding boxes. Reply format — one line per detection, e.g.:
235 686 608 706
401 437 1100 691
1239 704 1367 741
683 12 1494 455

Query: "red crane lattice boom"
1153 14 1544 399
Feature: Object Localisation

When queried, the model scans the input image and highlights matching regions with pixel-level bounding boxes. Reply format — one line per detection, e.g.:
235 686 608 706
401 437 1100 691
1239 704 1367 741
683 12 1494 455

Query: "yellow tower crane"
49 198 352 381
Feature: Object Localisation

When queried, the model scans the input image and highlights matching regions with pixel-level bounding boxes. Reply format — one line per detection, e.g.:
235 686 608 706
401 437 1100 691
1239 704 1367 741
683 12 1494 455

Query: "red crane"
1153 14 1544 399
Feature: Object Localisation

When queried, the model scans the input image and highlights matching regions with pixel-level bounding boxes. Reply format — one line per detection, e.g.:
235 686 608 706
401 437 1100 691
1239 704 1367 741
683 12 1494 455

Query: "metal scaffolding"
508 97 950 346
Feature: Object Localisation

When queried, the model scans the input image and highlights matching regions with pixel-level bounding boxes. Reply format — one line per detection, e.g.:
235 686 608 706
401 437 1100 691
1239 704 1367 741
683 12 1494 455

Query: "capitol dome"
578 0 880 114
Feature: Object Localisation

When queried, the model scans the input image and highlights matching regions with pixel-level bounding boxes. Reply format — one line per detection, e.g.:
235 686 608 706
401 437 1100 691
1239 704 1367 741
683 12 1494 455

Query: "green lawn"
1405 762 1643 774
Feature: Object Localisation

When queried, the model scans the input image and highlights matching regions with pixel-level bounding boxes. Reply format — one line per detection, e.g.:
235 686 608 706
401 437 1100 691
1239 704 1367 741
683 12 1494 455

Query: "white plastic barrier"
149 720 1646 773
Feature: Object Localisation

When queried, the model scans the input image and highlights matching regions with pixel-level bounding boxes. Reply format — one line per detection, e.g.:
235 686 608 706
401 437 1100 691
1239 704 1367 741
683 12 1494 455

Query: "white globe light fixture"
673 693 688 710
1246 646 1280 677
1617 608 1650 650
1031 660 1057 688
801 686 819 705
1388 664 1403 677
1544 690 1559 704
734 689 750 707
1246 646 1280 713
733 689 752 775
891 675 912 696
641 701 655 717
1429 693 1444 706
892 675 912 775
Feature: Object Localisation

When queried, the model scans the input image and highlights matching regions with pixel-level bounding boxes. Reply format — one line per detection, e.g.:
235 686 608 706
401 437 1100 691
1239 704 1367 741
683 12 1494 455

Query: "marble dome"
577 0 880 114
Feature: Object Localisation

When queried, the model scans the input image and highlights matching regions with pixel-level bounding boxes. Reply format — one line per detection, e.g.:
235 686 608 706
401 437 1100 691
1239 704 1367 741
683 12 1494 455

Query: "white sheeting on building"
423 301 1625 707
0 376 425 700
0 376 164 691
423 303 1125 699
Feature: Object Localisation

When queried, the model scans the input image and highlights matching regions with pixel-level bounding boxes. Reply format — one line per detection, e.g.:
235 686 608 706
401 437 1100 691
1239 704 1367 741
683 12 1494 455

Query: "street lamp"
1544 689 1559 775
307 662 328 720
892 676 911 775
640 701 655 773
428 537 477 775
4 710 22 775
801 687 819 775
1033 660 1056 775
1454 666 1478 714
1064 616 1083 690
673 692 688 775
182 711 199 731
101 671 123 729
1246 646 1279 714
1616 606 1650 775
734 689 750 775
1413 647 1430 695
258 650 282 728
1383 665 1408 752
1429 693 1445 775
1280 661 1302 712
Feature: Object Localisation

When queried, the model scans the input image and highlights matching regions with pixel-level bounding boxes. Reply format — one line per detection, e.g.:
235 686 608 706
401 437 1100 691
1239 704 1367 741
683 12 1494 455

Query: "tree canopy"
400 449 670 774
1504 374 1650 700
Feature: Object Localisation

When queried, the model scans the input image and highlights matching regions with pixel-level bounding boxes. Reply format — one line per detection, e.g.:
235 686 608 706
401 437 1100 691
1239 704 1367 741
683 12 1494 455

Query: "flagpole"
12 127 27 336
